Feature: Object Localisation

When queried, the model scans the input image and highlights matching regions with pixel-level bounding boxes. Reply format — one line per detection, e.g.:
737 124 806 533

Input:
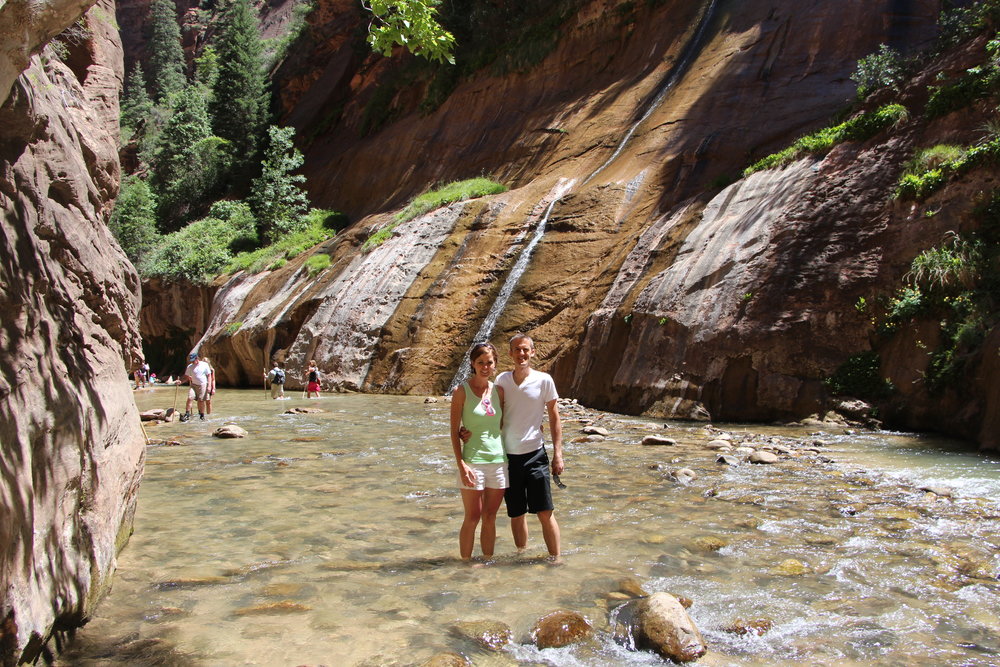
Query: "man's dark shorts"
505 447 553 517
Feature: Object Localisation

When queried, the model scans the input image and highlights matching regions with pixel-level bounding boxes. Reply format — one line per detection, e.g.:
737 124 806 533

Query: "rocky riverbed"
58 390 1000 665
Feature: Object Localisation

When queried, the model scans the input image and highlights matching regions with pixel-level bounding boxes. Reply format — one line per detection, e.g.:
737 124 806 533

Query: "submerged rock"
723 618 773 636
420 653 470 667
453 620 512 651
772 559 809 576
232 600 311 616
530 610 593 648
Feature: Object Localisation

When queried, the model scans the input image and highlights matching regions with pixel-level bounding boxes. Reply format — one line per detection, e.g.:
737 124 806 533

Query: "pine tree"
152 86 217 227
110 175 159 262
121 64 153 133
210 0 268 177
250 125 309 243
148 0 187 102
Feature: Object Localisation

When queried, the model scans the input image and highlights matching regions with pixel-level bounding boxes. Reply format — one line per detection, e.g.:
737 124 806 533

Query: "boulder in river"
642 435 677 446
583 426 609 436
530 610 593 648
749 451 778 464
140 409 166 421
213 425 248 439
632 592 707 662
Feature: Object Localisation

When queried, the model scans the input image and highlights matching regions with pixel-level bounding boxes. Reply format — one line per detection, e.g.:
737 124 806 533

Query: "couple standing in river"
450 334 564 563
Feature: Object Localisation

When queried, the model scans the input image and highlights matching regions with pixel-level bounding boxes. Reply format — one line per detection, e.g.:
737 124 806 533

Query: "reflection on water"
60 390 1000 665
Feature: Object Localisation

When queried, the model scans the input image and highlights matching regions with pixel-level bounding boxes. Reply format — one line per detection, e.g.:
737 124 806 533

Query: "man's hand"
551 452 564 475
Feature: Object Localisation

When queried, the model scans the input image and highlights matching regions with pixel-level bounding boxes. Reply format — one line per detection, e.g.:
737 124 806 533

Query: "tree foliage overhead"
147 0 187 101
363 0 456 64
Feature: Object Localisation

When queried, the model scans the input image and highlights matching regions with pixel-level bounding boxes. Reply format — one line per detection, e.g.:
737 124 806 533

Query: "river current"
59 388 1000 665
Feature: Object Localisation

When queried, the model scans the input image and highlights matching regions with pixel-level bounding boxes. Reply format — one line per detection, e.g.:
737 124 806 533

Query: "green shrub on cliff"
743 104 908 176
140 201 258 283
895 136 1000 200
824 351 894 400
396 177 507 223
852 44 906 99
878 218 1000 394
226 208 342 274
361 177 507 253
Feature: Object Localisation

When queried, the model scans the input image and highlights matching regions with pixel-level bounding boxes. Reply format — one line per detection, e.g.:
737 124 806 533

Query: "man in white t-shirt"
495 333 564 560
177 351 211 421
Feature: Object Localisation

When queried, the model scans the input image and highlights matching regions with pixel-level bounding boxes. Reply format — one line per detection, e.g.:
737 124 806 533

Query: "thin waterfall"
582 0 720 187
448 195 563 392
447 0 720 392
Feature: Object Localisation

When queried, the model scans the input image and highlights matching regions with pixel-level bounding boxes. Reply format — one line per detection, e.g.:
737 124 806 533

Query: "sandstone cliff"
0 0 145 663
143 1 999 448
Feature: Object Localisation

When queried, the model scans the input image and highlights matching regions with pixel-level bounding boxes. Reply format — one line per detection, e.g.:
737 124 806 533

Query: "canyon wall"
0 0 146 663
143 1 1000 448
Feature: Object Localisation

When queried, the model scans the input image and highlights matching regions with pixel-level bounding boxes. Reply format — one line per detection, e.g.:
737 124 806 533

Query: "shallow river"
60 389 1000 666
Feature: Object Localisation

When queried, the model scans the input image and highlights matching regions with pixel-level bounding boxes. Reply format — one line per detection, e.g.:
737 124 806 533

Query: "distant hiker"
266 362 286 399
305 360 323 398
177 351 211 421
202 356 217 415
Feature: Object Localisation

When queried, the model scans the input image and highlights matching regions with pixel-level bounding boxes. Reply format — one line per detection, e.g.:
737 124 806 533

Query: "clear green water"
59 389 1000 665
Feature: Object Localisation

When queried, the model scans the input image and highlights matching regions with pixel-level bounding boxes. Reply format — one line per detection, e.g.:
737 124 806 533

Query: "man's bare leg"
537 510 561 560
510 514 528 551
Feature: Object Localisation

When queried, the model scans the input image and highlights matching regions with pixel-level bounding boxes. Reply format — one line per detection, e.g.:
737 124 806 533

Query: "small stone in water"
642 435 677 446
723 617 773 636
772 559 809 576
453 620 512 651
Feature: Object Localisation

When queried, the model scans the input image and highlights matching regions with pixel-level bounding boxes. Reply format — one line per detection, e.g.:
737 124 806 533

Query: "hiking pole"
166 380 179 419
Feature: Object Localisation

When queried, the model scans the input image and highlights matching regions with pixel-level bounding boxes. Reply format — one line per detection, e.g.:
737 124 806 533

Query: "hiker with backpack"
265 362 287 399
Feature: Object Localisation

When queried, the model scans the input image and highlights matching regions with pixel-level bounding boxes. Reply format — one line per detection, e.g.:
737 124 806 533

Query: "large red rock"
0 1 146 663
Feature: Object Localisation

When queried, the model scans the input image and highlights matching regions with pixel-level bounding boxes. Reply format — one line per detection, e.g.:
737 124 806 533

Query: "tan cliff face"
0 0 146 663
142 0 999 449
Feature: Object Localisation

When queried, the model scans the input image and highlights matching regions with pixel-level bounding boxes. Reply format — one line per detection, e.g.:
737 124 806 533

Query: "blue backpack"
273 368 286 384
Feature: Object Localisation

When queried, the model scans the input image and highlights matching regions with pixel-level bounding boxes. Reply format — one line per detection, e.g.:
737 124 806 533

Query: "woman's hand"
459 461 477 488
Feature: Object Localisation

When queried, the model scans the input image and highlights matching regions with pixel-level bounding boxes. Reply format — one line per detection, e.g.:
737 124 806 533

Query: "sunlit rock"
632 592 707 662
749 451 778 464
772 559 809 576
642 435 677 446
213 425 248 439
692 536 727 552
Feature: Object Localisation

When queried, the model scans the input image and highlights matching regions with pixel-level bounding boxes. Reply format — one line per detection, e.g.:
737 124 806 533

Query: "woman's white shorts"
460 462 509 490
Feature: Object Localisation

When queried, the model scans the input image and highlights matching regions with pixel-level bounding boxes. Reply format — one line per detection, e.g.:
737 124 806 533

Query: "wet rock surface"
1 1 146 663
